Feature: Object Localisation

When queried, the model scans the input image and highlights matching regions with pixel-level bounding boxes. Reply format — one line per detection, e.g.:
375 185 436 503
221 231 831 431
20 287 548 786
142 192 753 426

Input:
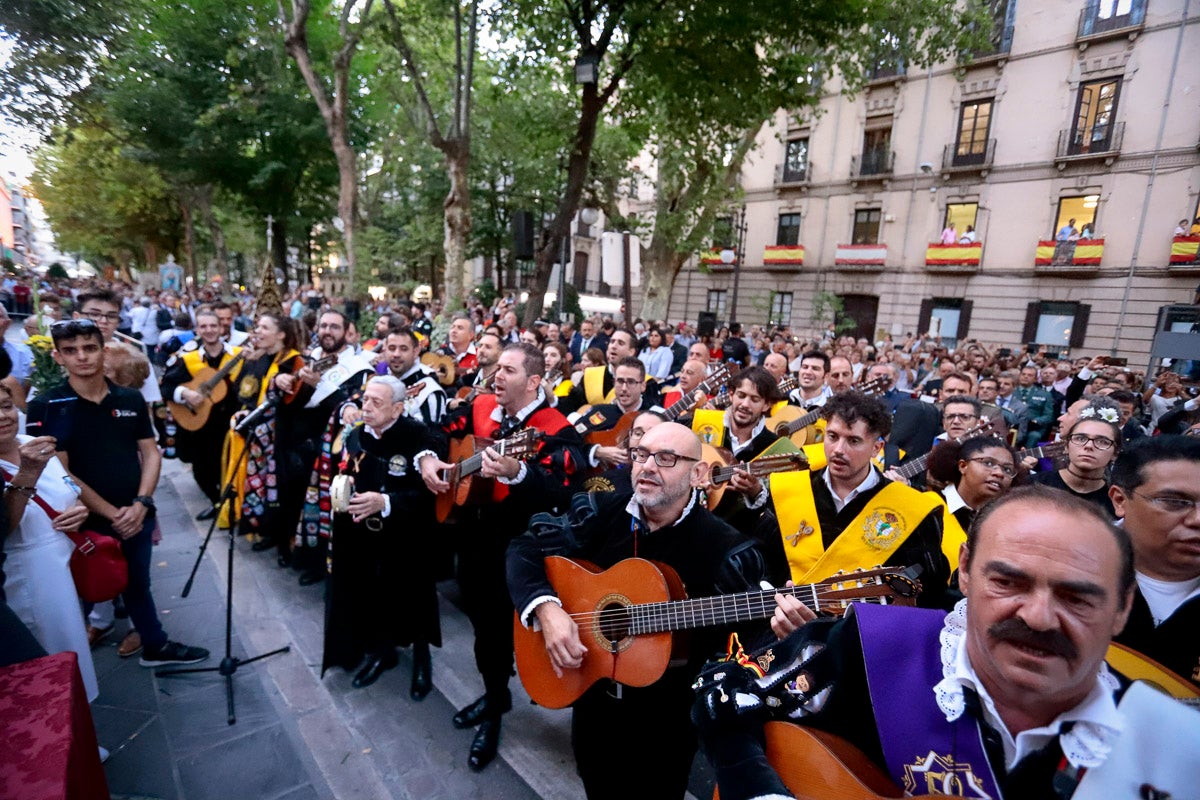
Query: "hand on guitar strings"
771 581 816 641
535 602 588 678
419 455 453 494
594 445 629 468
347 491 386 523
727 467 764 501
479 446 521 480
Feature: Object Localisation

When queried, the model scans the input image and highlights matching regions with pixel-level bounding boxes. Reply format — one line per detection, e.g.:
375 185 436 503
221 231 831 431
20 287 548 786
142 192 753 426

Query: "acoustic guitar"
764 376 889 447
420 351 457 387
711 723 939 800
434 428 543 522
890 421 1066 483
513 557 921 709
169 349 249 431
584 364 736 449
701 449 810 510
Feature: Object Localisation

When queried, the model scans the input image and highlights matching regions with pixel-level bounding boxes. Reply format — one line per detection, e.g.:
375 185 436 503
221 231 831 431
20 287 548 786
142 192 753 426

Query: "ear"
51 349 63 366
1109 484 1129 520
689 458 709 488
956 544 972 595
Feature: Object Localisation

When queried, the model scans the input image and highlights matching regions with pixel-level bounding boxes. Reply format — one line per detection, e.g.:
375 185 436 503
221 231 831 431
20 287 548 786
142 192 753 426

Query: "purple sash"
856 604 1005 799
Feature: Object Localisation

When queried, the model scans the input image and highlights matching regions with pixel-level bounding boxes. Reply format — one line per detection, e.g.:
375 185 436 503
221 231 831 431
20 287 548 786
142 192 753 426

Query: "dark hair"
209 300 231 313
610 327 636 348
258 312 301 352
733 366 782 403
50 319 104 347
76 289 121 311
800 350 830 373
543 340 569 368
386 327 421 349
953 436 1019 487
583 346 605 366
1111 435 1200 491
729 322 743 336
615 355 646 380
504 342 545 378
943 370 975 388
822 392 892 438
943 395 983 417
173 312 192 329
1107 389 1139 408
319 309 349 328
964 485 1135 598
977 375 998 389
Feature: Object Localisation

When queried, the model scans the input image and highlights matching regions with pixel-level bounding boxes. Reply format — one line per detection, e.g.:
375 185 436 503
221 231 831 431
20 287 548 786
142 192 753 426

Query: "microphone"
234 395 279 435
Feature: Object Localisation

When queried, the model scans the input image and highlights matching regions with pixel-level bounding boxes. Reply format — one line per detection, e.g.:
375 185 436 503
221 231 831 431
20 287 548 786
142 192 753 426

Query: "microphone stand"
157 406 291 725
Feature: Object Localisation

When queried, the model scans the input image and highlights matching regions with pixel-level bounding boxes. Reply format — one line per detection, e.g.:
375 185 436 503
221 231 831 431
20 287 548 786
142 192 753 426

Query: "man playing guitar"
572 356 657 470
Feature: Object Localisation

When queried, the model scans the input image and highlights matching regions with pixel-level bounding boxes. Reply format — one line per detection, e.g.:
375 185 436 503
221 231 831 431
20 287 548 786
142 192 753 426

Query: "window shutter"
1021 302 1040 344
917 299 934 335
1069 303 1091 349
957 300 974 339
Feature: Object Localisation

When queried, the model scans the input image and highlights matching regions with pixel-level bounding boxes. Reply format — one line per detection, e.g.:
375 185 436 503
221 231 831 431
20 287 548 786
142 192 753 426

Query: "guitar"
711 723 939 800
434 428 543 522
891 422 1066 482
513 557 921 709
765 376 889 447
702 449 811 510
584 364 736 449
456 371 496 403
420 351 457 387
168 349 249 431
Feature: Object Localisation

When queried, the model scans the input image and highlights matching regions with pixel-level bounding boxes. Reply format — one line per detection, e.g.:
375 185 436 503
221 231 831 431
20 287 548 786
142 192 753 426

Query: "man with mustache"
506 421 774 800
754 392 948 598
696 486 1148 800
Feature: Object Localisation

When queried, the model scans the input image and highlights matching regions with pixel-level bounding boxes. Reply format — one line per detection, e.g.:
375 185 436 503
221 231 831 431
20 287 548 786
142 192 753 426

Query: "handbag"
3 469 129 603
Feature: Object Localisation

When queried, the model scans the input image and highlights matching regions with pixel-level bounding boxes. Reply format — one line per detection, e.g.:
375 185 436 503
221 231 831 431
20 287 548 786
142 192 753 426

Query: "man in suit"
570 317 606 363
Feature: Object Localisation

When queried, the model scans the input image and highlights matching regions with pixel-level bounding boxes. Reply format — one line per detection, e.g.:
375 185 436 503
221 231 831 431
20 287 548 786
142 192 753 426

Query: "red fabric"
0 652 110 800
469 394 573 502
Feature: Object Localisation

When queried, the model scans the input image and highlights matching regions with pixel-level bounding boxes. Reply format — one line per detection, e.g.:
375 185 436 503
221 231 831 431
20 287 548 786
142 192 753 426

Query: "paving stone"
175 724 307 800
102 717 180 800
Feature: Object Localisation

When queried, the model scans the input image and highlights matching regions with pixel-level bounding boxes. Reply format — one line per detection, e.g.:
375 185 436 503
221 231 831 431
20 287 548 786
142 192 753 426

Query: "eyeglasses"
82 310 121 323
629 447 699 468
965 458 1017 478
943 413 979 422
50 319 99 334
1128 490 1200 515
614 378 642 387
1068 433 1115 451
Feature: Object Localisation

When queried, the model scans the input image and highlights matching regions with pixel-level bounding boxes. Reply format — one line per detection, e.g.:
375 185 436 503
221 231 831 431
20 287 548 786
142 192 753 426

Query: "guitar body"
699 443 734 510
766 405 819 447
514 557 687 709
714 723 935 800
584 411 637 449
436 435 478 523
169 366 231 431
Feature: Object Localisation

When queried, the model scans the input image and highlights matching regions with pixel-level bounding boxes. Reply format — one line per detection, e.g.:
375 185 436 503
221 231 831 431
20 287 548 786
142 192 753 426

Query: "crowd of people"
0 274 1197 797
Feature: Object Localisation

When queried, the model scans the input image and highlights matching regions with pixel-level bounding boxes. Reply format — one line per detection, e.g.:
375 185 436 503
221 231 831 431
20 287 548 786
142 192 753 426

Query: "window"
707 290 728 318
918 298 974 347
852 209 882 244
783 139 809 182
1070 79 1120 155
944 203 979 239
776 214 802 246
1054 196 1099 238
859 127 893 175
954 101 992 166
1080 0 1146 36
713 216 733 248
1022 301 1092 349
769 292 794 327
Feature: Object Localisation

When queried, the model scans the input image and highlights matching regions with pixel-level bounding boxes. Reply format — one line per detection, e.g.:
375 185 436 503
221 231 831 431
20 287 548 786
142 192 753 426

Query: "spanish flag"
1170 235 1199 265
763 245 805 265
925 242 982 266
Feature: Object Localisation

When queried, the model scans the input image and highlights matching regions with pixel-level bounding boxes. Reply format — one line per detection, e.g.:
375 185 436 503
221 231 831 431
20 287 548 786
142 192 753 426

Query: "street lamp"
558 207 600 322
719 205 747 325
574 53 600 85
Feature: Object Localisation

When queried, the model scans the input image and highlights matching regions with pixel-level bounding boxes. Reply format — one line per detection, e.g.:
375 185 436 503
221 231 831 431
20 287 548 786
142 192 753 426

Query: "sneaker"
139 641 210 667
117 631 143 658
87 624 114 648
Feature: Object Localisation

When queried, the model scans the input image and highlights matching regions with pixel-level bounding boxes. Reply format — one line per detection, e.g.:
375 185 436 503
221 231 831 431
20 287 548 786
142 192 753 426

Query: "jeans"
87 515 167 651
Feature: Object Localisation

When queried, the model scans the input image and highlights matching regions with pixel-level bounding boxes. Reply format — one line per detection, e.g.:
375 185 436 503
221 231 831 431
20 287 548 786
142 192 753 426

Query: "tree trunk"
640 238 687 322
194 186 228 282
271 216 288 285
179 200 199 287
442 146 472 310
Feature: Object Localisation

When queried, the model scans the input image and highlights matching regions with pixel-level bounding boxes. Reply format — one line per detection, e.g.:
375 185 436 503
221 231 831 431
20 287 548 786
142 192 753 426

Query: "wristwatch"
133 495 156 510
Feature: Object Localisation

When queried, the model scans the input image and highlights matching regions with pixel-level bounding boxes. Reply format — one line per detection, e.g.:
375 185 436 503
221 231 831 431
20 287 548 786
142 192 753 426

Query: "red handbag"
4 471 129 603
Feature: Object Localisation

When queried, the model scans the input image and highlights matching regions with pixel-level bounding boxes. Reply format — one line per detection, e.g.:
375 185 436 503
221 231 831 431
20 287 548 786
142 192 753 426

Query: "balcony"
1169 235 1200 273
1034 238 1105 274
834 243 886 272
774 162 810 186
926 242 982 274
942 139 996 174
866 57 905 85
763 245 804 270
1077 0 1146 43
1055 121 1124 167
579 278 620 297
851 149 895 180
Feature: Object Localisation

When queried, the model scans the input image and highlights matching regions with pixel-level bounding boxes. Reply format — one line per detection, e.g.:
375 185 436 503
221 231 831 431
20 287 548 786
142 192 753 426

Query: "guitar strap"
768 476 941 584
856 604 1005 799
940 502 968 572
582 366 614 405
181 346 234 376
691 408 726 445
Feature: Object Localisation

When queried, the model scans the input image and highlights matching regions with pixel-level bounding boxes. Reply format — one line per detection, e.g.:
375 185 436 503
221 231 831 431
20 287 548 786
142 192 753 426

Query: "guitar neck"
455 436 529 480
893 453 930 481
782 408 821 436
711 455 807 486
200 350 246 392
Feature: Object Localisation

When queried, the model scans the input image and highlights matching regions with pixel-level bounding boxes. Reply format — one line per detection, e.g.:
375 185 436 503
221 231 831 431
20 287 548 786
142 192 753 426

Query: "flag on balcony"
1169 235 1199 264
763 245 804 265
925 242 981 266
700 249 723 266
834 244 886 266
1035 239 1105 266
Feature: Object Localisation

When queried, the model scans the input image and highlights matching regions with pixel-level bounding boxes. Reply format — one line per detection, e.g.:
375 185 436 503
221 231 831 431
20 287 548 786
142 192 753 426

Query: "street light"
574 53 600 85
719 205 747 325
558 207 600 322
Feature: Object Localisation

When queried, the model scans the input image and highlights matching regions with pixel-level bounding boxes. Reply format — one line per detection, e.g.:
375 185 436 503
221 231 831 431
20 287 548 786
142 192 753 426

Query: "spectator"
957 225 977 244
638 326 673 381
1174 219 1190 236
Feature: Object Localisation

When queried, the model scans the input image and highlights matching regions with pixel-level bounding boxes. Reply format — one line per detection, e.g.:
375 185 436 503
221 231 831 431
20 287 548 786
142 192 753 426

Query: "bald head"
678 359 708 393
763 352 788 381
640 421 702 461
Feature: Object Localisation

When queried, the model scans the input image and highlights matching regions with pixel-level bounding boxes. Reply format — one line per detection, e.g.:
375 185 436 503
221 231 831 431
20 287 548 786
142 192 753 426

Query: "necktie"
498 414 521 438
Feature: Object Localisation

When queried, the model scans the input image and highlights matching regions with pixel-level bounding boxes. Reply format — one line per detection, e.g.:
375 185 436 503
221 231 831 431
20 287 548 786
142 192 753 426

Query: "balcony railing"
1035 238 1105 269
851 149 895 178
835 243 887 269
867 57 905 83
943 139 996 170
776 162 810 184
1057 121 1124 160
1170 235 1200 266
926 242 982 269
1078 0 1146 39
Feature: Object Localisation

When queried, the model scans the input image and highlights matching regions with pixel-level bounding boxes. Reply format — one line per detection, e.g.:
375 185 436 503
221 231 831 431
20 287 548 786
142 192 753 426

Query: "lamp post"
719 205 747 325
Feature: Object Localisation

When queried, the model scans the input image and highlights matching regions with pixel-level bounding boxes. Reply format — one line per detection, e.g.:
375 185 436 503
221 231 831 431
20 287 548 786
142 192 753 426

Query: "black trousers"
455 515 515 711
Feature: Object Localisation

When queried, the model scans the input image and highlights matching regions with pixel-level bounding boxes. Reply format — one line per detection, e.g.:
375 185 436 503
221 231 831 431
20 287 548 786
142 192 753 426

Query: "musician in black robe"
322 375 444 692
506 422 771 800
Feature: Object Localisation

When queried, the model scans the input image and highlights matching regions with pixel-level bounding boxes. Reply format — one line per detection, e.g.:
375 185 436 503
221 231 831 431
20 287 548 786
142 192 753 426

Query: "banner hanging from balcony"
1035 239 1105 266
1169 235 1199 264
700 249 723 266
763 245 804 266
835 244 886 266
925 242 982 266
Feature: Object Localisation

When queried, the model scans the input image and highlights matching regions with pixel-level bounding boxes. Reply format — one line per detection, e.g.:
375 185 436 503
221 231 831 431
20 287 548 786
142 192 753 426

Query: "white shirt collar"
724 410 766 453
623 489 700 531
490 386 547 424
933 599 1123 771
364 418 397 439
942 482 970 514
821 465 881 513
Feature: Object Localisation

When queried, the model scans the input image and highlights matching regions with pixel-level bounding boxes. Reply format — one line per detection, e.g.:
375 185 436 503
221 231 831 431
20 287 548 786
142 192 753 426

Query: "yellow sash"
769 474 942 583
798 441 893 473
692 408 726 446
940 501 968 572
553 379 574 398
180 345 237 375
217 428 247 529
582 366 613 405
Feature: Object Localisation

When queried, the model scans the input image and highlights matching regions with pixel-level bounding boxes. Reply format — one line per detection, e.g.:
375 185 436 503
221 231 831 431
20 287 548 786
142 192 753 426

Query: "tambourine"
330 474 354 513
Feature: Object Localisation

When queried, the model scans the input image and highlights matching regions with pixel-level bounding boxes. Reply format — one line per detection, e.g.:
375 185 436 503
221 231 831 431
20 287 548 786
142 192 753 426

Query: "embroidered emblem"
699 424 717 444
239 375 260 400
388 455 407 476
588 411 606 426
862 508 904 549
756 650 775 672
583 475 616 493
902 751 994 798
786 520 815 547
785 672 811 694
324 365 349 386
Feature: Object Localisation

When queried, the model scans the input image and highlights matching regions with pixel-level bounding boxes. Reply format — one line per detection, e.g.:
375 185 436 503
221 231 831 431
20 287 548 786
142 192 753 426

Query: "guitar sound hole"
596 602 632 646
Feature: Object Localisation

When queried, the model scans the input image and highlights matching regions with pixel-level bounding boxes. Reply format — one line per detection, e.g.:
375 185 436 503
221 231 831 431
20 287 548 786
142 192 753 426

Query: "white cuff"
414 450 437 471
745 481 771 510
519 595 561 628
498 462 528 485
1185 398 1199 412
587 445 601 468
1078 367 1094 381
173 386 187 404
380 494 392 518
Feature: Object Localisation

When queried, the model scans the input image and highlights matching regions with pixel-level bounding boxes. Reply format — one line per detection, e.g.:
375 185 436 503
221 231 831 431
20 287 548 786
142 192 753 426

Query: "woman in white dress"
0 384 97 701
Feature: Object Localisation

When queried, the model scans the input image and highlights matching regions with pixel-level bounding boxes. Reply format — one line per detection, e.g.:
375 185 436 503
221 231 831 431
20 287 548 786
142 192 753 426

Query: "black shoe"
251 538 276 552
140 641 210 668
277 552 293 568
468 718 501 772
196 507 217 521
352 653 398 688
298 569 325 586
410 643 432 701
453 693 510 729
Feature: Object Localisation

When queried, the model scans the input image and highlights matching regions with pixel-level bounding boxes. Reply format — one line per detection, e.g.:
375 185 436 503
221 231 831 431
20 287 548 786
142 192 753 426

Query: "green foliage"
46 263 69 279
547 283 583 323
812 290 855 334
472 279 498 307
